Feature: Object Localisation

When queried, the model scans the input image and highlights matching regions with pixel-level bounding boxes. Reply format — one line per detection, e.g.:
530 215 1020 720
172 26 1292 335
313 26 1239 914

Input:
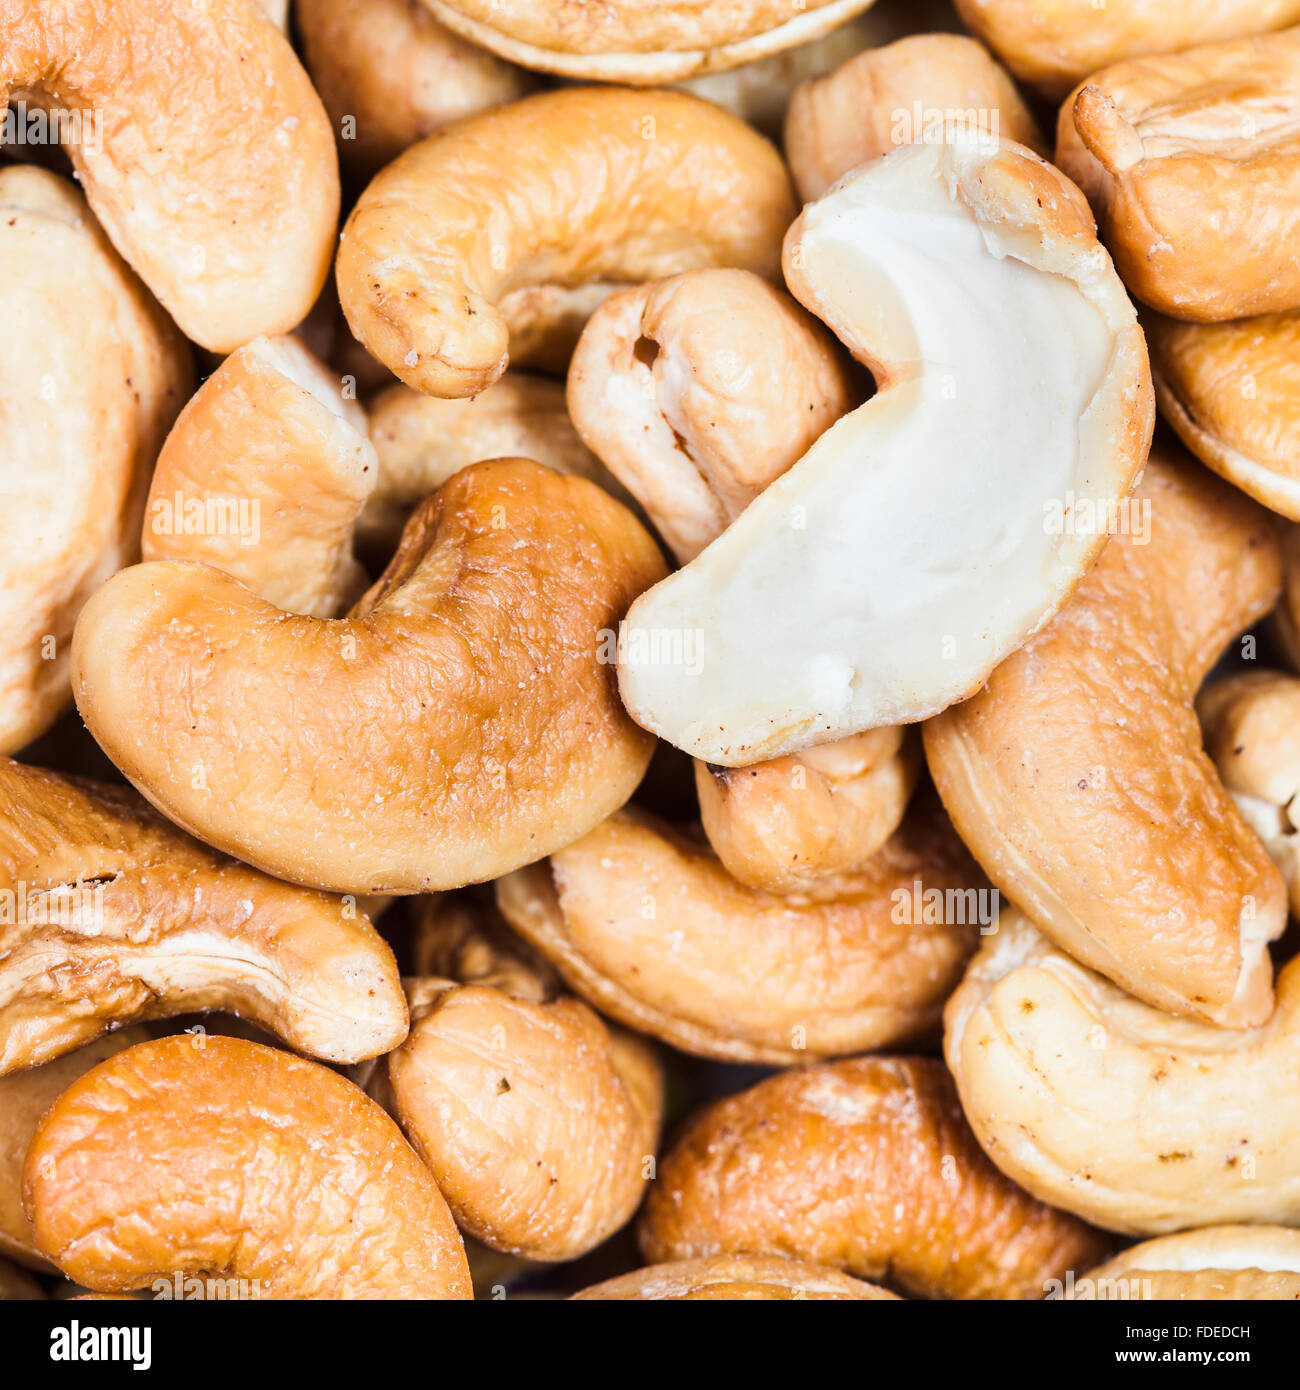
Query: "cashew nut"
496 797 983 1064
619 138 1152 762
72 460 666 893
0 0 340 350
142 336 376 618
945 909 1300 1233
785 32 1046 203
925 449 1287 1027
0 166 191 755
638 1056 1109 1300
297 0 535 181
1087 1228 1300 1301
336 87 796 397
1146 310 1300 520
23 1035 472 1298
1272 524 1300 671
1056 28 1300 322
0 756 407 1072
572 1255 899 1301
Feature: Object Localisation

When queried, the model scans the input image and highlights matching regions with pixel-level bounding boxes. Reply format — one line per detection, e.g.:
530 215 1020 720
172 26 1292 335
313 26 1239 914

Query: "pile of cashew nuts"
6 0 1300 1305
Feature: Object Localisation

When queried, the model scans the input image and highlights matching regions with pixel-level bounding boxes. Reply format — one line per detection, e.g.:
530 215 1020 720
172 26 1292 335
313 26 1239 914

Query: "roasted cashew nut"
1272 524 1300 672
0 166 191 755
1199 670 1300 918
1146 310 1300 520
23 1035 472 1298
0 0 340 351
142 336 376 618
336 87 796 398
1085 1228 1300 1301
73 459 666 894
619 137 1152 763
953 0 1300 98
497 797 983 1064
572 1255 899 1301
784 32 1046 203
945 910 1300 1233
1056 29 1300 322
417 0 880 84
925 449 1287 1027
0 757 407 1073
638 1056 1109 1300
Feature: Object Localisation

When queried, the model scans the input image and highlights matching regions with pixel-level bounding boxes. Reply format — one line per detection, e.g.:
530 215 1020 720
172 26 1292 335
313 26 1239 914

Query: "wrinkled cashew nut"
1086 1227 1300 1301
572 1255 899 1301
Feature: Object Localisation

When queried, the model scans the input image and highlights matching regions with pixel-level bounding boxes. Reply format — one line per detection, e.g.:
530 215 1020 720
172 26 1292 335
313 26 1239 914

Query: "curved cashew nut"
142 336 376 618
23 1035 472 1298
296 0 534 181
567 267 856 565
572 1255 899 1301
0 757 407 1072
360 375 631 552
1056 29 1300 322
784 33 1046 203
418 0 879 84
1086 1228 1300 1301
619 138 1152 763
0 0 339 351
0 1029 148 1269
1146 310 1300 520
945 910 1300 1233
72 459 666 894
496 797 983 1064
925 449 1287 1027
638 1056 1109 1300
0 166 191 756
953 0 1300 97
336 87 796 398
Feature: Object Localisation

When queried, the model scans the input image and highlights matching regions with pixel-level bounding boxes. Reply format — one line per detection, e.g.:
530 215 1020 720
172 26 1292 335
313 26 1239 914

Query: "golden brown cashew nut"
572 1255 900 1301
496 797 983 1064
296 0 534 182
1086 1228 1300 1301
0 1030 148 1269
639 1056 1109 1300
23 1035 472 1298
0 757 407 1073
72 459 666 894
567 268 856 565
0 166 191 756
1199 670 1300 919
142 336 375 618
924 450 1286 1027
336 87 796 398
360 375 628 552
784 33 1045 203
419 0 880 84
946 911 1300 1234
1272 525 1300 671
620 138 1152 763
1056 30 1300 323
0 0 339 351
953 0 1300 98
1146 311 1300 519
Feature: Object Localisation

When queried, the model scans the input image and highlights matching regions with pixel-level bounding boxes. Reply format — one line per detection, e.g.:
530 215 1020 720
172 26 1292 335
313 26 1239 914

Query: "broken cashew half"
496 797 983 1064
925 450 1287 1027
0 757 407 1073
619 137 1152 763
638 1056 1109 1300
945 910 1300 1233
573 1255 899 1301
0 0 339 350
73 460 666 894
1086 1227 1300 1301
23 1035 472 1298
336 87 795 398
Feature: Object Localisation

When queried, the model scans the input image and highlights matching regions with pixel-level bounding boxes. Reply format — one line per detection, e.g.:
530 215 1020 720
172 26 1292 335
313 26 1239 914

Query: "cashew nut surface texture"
0 0 339 351
573 1255 899 1301
23 1035 472 1298
336 87 796 397
1087 1227 1300 1301
925 448 1286 1027
619 137 1152 764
